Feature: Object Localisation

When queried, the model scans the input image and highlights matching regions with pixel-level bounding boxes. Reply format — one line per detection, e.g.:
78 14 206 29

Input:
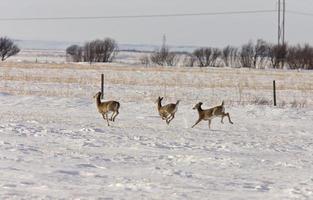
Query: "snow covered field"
1 62 313 199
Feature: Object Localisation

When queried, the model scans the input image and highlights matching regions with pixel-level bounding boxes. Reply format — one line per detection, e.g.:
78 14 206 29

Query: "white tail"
94 91 120 126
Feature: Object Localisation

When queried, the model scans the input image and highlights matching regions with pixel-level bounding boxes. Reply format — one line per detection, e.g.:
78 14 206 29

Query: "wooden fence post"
273 80 277 106
101 74 104 99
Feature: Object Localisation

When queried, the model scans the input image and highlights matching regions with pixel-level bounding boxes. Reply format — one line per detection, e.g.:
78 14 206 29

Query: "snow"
0 62 313 199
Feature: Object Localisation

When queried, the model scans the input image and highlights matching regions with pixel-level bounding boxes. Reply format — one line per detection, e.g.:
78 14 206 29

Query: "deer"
192 101 233 129
94 91 120 126
155 96 180 125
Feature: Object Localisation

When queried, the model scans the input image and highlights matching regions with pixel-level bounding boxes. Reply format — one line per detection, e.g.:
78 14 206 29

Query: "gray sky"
0 0 313 47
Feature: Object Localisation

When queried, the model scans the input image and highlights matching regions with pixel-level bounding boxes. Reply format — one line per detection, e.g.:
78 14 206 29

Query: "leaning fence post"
101 74 104 99
273 80 277 106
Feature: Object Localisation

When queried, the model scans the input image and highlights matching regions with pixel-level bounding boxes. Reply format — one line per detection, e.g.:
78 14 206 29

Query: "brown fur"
94 91 120 126
156 97 180 125
192 101 233 129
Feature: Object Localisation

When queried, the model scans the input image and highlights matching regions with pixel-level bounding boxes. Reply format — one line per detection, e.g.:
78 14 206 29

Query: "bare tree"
83 38 118 63
193 48 210 67
239 41 255 68
300 44 313 70
0 37 20 61
286 45 301 69
193 47 222 67
223 46 240 67
66 45 83 62
286 44 313 70
221 46 232 67
211 48 222 67
254 39 271 68
268 44 287 69
150 45 178 66
83 41 94 63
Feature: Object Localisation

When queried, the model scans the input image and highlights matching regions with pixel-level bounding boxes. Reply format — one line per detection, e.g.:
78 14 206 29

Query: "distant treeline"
66 38 313 70
141 39 313 70
1 34 313 70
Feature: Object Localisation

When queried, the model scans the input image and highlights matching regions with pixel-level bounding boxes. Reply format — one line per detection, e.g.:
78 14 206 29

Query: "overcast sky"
0 0 312 47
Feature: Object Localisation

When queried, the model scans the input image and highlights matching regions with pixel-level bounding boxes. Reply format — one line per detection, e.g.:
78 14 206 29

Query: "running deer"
94 91 120 126
192 101 233 129
155 97 180 125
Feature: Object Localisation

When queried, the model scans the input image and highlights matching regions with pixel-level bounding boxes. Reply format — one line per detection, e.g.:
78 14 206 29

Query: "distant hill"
14 39 198 53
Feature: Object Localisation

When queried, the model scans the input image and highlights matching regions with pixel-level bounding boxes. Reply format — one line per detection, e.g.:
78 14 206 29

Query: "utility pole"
282 0 286 46
277 0 286 68
162 34 167 49
278 0 281 46
278 0 286 46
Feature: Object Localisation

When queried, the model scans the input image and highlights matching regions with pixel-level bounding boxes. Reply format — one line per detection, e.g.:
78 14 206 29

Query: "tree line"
1 35 313 70
141 39 313 70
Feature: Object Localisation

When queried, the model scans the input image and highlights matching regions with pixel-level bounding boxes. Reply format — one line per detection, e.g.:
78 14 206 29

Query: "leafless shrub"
66 38 118 63
150 46 179 66
222 46 239 67
66 45 83 62
239 39 272 69
286 44 313 70
193 48 210 67
193 47 222 67
240 41 255 68
251 96 271 105
254 39 271 69
268 44 287 69
0 37 20 61
221 46 231 67
83 38 118 63
211 48 222 67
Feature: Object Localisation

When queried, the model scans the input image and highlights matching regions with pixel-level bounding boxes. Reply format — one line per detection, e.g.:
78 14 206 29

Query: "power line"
0 9 277 21
288 10 313 17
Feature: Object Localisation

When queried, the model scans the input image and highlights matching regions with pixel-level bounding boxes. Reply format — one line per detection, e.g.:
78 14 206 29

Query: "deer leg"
102 113 110 126
192 118 202 128
110 112 114 121
112 110 119 122
226 113 233 124
106 113 110 126
167 114 175 124
221 115 224 124
208 119 212 129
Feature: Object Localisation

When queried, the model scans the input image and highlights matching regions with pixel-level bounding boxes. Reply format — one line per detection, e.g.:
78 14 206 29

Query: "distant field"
1 61 313 107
